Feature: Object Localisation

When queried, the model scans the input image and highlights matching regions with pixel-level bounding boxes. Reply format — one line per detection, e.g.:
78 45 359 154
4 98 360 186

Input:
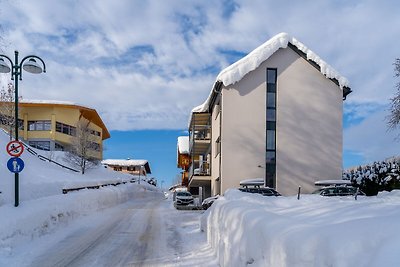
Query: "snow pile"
0 184 160 256
0 128 161 258
202 189 400 267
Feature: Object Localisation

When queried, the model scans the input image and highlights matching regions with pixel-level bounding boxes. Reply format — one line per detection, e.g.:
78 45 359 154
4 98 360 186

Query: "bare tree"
388 59 400 133
65 120 100 174
0 83 17 140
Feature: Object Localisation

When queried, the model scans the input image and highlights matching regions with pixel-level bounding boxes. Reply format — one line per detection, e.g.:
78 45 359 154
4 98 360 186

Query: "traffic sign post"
6 140 25 207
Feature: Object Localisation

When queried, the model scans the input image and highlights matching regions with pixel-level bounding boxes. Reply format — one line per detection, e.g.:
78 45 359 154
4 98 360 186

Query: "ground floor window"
55 142 65 151
29 140 50 151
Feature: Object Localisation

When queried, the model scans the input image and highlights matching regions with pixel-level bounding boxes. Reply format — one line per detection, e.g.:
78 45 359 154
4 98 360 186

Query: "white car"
174 191 194 208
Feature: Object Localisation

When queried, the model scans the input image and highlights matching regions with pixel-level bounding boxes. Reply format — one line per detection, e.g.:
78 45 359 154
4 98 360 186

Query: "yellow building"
1 100 110 160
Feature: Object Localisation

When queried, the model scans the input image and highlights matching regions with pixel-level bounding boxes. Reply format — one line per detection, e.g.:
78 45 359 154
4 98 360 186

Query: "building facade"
0 100 110 160
177 136 190 186
188 33 351 197
102 159 151 176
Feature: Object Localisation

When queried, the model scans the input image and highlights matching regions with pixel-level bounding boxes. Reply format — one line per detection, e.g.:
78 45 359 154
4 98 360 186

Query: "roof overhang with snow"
190 32 352 118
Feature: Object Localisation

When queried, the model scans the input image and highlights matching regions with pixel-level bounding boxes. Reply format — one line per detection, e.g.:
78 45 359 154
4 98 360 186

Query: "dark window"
87 141 100 151
90 129 101 137
266 68 277 188
215 136 221 157
28 120 51 131
55 143 64 151
29 140 50 151
18 119 24 130
56 122 76 136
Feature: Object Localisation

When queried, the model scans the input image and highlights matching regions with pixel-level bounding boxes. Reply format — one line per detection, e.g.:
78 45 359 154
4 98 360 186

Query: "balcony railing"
189 160 210 179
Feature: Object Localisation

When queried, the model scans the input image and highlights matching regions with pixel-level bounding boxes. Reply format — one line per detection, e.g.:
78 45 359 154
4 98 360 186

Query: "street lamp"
0 51 46 207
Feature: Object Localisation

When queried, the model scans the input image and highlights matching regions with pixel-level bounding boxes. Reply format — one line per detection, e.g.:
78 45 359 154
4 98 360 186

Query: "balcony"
188 159 211 188
189 159 210 177
189 112 211 155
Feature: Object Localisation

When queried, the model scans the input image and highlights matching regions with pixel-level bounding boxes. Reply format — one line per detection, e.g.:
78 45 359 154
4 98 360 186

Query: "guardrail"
22 144 80 173
62 179 136 194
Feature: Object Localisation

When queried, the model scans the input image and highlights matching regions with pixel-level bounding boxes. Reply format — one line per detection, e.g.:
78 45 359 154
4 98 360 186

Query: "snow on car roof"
240 178 264 186
314 180 352 186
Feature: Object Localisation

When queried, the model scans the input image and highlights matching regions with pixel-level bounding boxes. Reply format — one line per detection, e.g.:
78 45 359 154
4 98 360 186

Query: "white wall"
211 100 221 196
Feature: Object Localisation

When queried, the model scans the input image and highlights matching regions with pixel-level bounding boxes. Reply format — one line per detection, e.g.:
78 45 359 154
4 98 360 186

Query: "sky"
0 0 399 186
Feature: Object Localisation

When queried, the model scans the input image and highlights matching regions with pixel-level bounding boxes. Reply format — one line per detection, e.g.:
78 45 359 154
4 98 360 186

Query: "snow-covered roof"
102 159 148 167
20 99 78 106
192 32 350 114
177 136 189 154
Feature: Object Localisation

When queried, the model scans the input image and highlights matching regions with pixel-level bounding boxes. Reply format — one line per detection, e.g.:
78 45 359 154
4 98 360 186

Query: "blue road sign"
7 157 25 173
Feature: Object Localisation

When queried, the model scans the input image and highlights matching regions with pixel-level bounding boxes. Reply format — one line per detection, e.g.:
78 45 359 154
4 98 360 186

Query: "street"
19 193 217 267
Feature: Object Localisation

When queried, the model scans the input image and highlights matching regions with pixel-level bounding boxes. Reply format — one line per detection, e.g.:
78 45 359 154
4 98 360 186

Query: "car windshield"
177 192 191 197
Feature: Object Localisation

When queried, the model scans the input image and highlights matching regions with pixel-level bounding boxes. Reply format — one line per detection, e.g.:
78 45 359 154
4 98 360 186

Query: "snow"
101 158 148 167
239 178 264 186
314 179 352 186
20 99 77 106
192 32 349 114
1 128 400 266
218 32 349 89
202 189 400 267
177 136 189 154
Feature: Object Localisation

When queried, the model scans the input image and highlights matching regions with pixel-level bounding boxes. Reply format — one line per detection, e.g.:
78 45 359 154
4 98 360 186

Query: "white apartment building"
188 33 351 197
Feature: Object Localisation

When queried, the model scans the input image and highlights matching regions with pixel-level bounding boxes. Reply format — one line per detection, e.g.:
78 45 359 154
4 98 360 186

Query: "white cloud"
0 0 399 138
344 109 400 164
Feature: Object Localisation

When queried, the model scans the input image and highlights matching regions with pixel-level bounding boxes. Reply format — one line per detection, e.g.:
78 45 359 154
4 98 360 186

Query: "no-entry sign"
6 140 24 157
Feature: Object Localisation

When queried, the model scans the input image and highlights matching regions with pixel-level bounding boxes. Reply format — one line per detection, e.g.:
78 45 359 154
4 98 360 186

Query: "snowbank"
202 189 400 267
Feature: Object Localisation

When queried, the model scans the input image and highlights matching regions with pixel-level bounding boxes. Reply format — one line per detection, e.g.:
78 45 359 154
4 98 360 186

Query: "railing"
189 160 210 178
22 143 80 173
189 128 211 154
62 179 134 194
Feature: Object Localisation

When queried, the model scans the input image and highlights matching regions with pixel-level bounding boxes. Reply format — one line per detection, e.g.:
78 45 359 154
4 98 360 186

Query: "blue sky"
0 0 400 186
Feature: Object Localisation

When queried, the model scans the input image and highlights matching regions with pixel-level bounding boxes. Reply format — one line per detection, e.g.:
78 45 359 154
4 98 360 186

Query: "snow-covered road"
13 193 217 267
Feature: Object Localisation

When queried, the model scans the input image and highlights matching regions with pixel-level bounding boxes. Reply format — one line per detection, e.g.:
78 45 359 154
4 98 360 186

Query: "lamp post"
0 51 46 207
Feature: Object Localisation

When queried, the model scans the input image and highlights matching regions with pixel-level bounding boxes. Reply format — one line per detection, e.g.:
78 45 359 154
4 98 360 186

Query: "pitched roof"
192 32 351 114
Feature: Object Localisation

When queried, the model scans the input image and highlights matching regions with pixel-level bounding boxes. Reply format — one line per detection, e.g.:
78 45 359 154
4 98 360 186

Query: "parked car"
202 195 219 210
174 191 194 208
313 185 365 197
239 187 281 196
